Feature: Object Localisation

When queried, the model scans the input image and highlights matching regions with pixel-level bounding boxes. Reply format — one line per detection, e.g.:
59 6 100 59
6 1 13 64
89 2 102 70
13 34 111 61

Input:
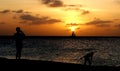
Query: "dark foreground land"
0 57 119 71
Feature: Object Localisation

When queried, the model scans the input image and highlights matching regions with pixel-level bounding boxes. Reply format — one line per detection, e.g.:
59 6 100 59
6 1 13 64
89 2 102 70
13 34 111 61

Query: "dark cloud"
20 14 38 20
81 10 90 15
112 19 120 28
77 27 80 30
19 21 28 24
85 18 112 27
66 23 81 26
114 0 120 4
95 24 110 27
20 14 62 25
64 8 90 15
63 4 82 11
63 5 90 15
49 0 63 7
115 24 120 28
12 10 23 13
40 0 90 15
0 10 10 13
0 22 6 24
114 19 120 20
41 0 52 4
12 10 30 13
0 9 30 14
65 23 83 29
13 16 17 19
41 0 82 8
41 0 63 7
64 5 82 7
64 8 81 11
63 7 90 15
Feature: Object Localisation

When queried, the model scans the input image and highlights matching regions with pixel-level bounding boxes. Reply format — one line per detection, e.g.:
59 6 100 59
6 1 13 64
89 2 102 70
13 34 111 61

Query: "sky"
0 0 120 36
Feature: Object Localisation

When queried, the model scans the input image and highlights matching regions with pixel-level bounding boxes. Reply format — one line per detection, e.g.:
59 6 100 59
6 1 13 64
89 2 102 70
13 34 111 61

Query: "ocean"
0 36 120 66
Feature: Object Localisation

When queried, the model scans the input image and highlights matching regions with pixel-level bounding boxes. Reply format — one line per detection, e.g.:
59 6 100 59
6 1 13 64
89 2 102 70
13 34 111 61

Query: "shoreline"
0 57 119 70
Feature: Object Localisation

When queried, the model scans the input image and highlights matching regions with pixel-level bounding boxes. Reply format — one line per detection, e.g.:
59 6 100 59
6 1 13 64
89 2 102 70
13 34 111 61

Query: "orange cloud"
19 14 62 25
41 0 63 7
114 0 120 4
81 10 90 15
85 18 113 27
0 10 10 13
0 22 6 24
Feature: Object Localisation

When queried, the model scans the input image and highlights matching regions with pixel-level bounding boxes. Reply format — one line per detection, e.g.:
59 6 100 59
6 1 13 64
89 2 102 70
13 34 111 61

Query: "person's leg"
84 58 87 65
88 58 92 66
18 48 22 59
16 46 19 59
16 50 18 59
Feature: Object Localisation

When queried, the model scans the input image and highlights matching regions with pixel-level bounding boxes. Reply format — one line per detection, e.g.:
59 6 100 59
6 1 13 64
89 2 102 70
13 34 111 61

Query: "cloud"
41 0 63 7
13 16 18 19
20 14 38 20
63 4 82 11
64 5 82 7
115 24 120 28
0 9 30 14
41 0 52 4
114 0 120 4
19 21 28 24
20 14 62 25
12 9 30 13
66 23 81 26
64 8 81 11
112 19 120 28
41 0 82 8
0 22 6 24
40 0 90 15
114 19 120 20
64 8 90 15
12 10 23 13
65 23 83 30
76 27 80 30
0 10 10 13
81 10 90 15
114 19 120 28
85 18 112 27
63 4 90 15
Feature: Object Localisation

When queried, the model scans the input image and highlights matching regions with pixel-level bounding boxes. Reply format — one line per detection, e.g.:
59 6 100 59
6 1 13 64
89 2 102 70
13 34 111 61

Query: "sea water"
0 37 120 66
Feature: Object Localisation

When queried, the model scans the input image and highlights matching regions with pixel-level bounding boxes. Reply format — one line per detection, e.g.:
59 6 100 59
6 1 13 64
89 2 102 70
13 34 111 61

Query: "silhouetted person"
71 31 76 37
14 27 25 59
80 52 95 66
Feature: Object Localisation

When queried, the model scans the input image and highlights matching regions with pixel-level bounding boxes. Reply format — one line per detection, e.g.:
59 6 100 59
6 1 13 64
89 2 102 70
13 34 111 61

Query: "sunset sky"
0 0 120 36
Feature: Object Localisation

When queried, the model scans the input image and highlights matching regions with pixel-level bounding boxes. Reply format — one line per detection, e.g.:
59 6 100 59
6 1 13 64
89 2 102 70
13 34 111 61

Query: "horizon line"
0 35 120 38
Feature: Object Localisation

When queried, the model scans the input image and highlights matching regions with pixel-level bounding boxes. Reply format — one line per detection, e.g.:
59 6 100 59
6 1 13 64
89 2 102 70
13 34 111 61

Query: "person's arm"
90 53 94 61
20 30 25 40
20 30 25 36
80 55 86 60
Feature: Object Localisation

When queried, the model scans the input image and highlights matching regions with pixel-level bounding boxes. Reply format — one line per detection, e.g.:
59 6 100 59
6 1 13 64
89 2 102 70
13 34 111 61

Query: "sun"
71 27 75 32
